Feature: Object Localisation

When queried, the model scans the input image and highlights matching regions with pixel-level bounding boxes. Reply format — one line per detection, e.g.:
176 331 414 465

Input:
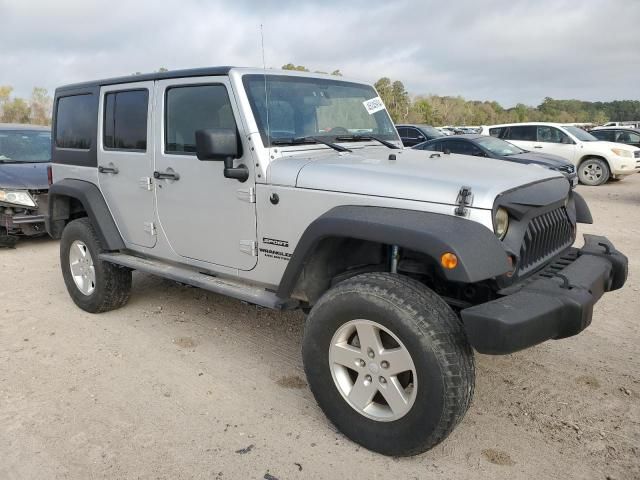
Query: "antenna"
260 24 271 149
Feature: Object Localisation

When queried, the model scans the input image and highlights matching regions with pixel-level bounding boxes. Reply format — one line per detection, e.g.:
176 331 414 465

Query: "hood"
0 162 50 190
268 147 560 210
507 151 572 169
589 141 639 153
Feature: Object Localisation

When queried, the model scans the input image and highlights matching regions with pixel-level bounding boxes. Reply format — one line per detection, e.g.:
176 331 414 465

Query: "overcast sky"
1 0 638 106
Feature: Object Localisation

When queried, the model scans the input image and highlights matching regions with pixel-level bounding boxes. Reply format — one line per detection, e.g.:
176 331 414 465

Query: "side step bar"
99 252 298 310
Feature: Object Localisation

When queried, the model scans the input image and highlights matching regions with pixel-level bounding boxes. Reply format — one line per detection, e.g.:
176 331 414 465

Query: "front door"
532 126 578 163
98 82 156 248
154 77 257 270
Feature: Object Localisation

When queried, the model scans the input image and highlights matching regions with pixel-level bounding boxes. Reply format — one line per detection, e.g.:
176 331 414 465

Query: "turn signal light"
441 252 458 269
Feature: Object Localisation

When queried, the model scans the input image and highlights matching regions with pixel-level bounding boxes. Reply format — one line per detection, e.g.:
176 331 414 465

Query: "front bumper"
460 235 628 354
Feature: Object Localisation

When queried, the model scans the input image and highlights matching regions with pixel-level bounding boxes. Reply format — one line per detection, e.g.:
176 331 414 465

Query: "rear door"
153 77 257 270
98 82 156 248
502 125 537 151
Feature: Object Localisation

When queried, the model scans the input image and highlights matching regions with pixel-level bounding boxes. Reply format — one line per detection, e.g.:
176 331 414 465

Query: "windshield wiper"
271 136 351 153
335 134 398 149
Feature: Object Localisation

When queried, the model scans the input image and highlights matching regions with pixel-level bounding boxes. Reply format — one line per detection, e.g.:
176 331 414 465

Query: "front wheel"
578 158 610 186
302 273 475 456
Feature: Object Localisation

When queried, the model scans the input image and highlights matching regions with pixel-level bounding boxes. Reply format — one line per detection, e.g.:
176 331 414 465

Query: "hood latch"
455 186 473 216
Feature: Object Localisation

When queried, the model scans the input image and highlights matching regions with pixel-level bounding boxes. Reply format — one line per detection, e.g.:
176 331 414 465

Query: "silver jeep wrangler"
46 67 628 456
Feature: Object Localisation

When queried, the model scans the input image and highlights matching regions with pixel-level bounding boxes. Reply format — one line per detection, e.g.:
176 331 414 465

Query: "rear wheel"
578 157 610 186
302 272 475 456
60 218 131 313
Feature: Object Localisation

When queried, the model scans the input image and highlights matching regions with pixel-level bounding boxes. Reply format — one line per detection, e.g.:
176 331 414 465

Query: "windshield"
420 126 444 138
476 136 525 156
563 126 598 142
242 74 399 146
0 130 51 163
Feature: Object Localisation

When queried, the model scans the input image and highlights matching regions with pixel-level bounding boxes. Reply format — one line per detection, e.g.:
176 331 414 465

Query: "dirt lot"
1 176 639 480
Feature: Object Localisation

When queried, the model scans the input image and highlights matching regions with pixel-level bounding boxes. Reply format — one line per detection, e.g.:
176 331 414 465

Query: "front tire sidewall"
304 287 448 455
578 158 610 186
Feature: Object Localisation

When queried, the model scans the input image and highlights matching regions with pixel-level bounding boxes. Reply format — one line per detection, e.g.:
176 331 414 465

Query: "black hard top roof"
56 66 234 93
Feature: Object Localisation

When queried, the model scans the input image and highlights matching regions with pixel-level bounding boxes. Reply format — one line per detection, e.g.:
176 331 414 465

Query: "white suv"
481 122 640 185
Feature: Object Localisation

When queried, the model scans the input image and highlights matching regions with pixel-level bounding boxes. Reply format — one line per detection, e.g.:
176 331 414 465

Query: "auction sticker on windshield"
363 96 386 115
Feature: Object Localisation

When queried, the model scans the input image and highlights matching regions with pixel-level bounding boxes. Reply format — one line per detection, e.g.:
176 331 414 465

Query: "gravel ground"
1 175 639 480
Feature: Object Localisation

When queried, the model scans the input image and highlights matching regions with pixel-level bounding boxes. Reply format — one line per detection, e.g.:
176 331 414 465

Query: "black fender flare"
47 179 125 250
276 205 510 298
572 191 593 224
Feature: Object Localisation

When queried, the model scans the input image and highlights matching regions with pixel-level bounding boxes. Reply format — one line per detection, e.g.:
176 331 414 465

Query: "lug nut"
381 361 389 369
358 359 366 368
367 349 375 359
364 374 372 383
379 376 387 384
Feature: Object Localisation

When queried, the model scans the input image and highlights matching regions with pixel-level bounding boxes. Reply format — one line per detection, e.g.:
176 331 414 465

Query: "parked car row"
483 122 640 185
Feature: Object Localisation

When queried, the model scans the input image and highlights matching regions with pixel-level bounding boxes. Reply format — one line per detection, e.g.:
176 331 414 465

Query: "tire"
578 157 610 186
60 217 131 313
302 272 475 456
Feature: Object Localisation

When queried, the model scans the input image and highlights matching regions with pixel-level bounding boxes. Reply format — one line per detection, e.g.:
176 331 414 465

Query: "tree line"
3 67 639 128
0 86 52 125
373 77 640 126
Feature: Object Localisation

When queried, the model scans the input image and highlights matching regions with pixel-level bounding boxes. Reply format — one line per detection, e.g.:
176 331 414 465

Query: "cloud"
0 0 638 106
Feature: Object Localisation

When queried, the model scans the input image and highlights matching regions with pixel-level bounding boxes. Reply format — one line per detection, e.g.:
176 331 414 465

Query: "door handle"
98 165 119 174
533 146 543 149
153 170 180 181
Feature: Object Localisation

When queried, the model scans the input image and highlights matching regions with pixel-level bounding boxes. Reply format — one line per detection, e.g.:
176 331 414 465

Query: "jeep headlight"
494 207 509 239
611 148 633 158
0 189 36 207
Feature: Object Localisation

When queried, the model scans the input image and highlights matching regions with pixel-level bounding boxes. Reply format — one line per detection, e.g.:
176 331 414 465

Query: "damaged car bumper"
461 234 628 354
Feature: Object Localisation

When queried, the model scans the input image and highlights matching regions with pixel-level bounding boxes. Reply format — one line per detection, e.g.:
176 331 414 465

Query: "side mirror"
443 148 451 155
195 128 238 160
195 128 248 182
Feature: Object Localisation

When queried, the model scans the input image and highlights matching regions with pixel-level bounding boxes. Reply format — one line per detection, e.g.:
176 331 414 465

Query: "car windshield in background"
476 136 524 156
564 126 598 142
421 126 444 138
242 74 398 146
0 130 51 163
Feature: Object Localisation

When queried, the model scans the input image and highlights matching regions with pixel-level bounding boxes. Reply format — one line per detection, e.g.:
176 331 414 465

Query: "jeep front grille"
518 207 574 274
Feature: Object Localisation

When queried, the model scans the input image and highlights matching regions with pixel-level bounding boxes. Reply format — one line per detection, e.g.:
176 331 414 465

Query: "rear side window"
506 126 537 141
397 127 408 138
165 84 237 154
489 127 504 137
446 141 483 156
55 94 94 149
103 90 149 150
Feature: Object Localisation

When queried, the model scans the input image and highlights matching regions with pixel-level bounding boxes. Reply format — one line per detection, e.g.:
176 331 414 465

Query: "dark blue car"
414 134 578 187
0 123 51 246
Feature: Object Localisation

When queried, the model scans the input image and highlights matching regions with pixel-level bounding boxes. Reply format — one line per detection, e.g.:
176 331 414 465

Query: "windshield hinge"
237 187 256 203
240 240 258 256
455 186 473 217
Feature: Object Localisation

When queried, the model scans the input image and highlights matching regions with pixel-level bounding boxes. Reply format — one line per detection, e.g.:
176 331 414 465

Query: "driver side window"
537 126 569 144
165 84 238 154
